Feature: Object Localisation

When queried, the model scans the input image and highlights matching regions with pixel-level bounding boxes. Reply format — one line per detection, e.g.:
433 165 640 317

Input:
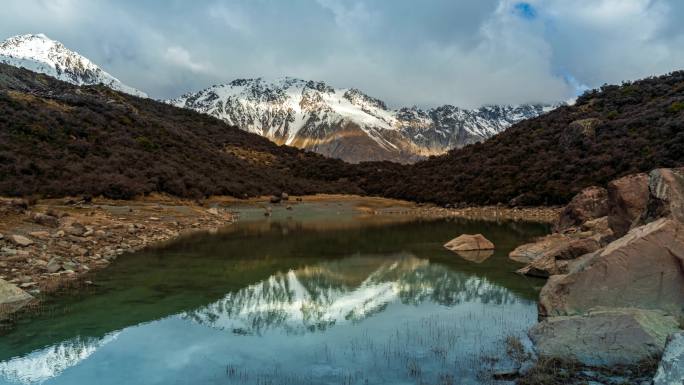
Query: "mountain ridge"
0 34 147 98
167 77 556 163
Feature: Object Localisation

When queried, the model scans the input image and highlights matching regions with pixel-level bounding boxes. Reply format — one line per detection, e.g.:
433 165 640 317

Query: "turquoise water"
0 204 548 385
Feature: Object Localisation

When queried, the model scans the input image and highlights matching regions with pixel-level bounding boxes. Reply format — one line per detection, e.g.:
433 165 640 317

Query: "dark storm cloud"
1 0 683 107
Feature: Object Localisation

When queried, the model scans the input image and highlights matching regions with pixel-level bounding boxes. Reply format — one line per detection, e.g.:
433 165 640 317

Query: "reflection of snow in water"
0 256 535 385
183 255 522 334
0 332 119 385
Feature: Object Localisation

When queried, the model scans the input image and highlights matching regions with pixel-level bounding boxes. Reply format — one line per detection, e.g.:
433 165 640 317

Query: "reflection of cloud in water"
183 254 525 334
0 332 119 385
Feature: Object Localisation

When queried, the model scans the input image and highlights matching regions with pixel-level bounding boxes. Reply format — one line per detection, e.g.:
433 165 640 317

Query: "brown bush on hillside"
0 63 682 206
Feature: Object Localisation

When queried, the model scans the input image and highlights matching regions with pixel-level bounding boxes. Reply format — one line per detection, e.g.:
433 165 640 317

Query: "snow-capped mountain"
168 77 555 163
0 34 146 98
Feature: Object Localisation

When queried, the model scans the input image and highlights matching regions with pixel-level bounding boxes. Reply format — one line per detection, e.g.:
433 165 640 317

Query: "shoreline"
0 194 557 305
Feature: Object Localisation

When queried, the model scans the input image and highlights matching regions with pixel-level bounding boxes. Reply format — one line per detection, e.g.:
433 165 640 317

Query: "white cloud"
0 0 682 106
208 3 251 34
163 46 213 74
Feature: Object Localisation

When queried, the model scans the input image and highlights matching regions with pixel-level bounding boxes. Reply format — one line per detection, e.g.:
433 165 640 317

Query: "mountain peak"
0 33 147 98
168 78 555 163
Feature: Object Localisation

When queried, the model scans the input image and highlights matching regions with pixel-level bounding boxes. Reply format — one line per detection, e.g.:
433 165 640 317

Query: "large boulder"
641 167 684 225
557 186 608 231
444 234 494 252
653 332 684 385
529 308 679 366
0 279 34 319
509 234 570 264
511 233 602 277
539 218 684 317
607 173 649 237
515 239 602 278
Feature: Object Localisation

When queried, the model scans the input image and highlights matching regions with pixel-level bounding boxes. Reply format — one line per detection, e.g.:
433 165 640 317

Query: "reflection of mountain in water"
183 254 524 334
0 333 119 385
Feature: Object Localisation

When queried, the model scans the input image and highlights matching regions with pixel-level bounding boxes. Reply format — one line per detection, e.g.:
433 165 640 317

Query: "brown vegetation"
1 63 682 207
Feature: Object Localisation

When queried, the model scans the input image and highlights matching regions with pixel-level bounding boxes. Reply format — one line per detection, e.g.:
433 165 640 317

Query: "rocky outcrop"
607 173 649 237
511 220 607 277
515 242 601 278
641 167 684 225
444 234 494 252
559 118 600 147
0 279 33 319
509 234 570 264
529 308 679 366
523 168 684 371
653 332 684 385
539 218 684 317
557 186 608 231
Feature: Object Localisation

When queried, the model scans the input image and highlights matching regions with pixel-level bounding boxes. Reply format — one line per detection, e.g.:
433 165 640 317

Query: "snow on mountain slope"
168 78 555 163
0 34 146 98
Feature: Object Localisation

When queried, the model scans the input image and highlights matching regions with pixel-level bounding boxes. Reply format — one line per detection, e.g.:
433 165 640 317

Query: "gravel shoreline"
0 194 557 310
0 196 234 299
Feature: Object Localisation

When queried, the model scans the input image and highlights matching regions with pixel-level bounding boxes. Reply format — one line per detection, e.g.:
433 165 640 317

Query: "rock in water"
539 218 684 317
444 234 494 251
557 186 608 231
529 308 679 366
0 279 33 319
607 173 649 237
653 332 684 385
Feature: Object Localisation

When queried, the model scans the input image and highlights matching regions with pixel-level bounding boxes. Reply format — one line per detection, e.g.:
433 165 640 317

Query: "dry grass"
516 355 661 385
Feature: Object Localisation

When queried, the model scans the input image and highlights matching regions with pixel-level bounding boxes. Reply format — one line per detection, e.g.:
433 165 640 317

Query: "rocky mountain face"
167 78 554 163
0 34 146 98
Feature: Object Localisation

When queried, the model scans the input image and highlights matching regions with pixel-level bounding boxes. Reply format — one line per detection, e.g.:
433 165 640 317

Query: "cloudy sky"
1 0 683 107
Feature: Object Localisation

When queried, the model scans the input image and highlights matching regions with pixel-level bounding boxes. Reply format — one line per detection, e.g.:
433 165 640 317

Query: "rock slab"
654 332 684 385
607 173 649 237
0 279 33 319
529 308 679 366
557 186 608 231
643 167 684 224
539 218 684 317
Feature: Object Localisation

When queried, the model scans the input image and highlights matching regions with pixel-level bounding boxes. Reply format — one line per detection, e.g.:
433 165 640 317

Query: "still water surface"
0 203 549 385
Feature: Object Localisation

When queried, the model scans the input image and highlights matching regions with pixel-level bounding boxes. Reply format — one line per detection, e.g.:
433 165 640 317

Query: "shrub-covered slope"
358 71 684 205
1 63 682 206
0 64 358 199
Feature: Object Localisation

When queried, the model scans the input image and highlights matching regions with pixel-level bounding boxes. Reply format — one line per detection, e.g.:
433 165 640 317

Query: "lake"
0 202 549 385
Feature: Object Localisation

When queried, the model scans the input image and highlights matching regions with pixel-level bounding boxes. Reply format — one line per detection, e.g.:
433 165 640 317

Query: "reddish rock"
607 173 649 237
557 186 608 231
539 218 684 317
509 234 569 264
516 238 602 278
444 234 494 252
